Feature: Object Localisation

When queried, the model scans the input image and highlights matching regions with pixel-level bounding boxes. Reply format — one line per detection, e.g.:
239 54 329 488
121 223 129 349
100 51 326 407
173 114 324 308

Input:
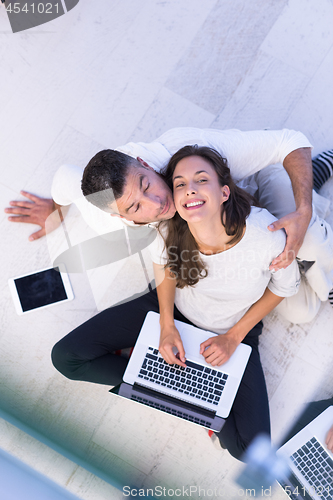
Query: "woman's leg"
51 288 161 386
51 288 195 386
215 322 271 461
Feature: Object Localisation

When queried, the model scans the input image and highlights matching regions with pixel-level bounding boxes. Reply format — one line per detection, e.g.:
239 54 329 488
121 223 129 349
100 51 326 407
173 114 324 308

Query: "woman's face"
172 155 229 223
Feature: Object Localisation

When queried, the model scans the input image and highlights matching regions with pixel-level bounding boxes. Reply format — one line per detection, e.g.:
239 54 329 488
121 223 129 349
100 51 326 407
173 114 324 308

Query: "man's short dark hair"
81 149 135 211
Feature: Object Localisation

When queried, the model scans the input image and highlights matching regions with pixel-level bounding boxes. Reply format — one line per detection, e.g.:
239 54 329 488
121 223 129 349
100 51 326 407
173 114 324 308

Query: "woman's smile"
183 199 206 209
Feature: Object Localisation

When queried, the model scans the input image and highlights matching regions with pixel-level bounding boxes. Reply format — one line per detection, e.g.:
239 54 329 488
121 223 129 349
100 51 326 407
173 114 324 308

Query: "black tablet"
8 266 74 315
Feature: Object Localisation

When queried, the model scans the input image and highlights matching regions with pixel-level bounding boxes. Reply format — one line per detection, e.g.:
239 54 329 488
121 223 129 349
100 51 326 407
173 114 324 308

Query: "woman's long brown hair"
158 145 258 288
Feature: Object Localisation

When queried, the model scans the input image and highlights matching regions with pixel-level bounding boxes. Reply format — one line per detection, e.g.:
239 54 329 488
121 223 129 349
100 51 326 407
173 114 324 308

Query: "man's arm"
268 147 313 270
5 191 64 241
283 147 313 212
5 164 83 241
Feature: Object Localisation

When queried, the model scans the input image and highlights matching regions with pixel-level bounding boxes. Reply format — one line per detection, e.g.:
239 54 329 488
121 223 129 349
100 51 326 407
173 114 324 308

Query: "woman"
149 145 300 460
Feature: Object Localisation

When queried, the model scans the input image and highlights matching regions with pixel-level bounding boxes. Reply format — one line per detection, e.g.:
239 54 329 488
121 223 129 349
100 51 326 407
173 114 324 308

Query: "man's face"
110 161 176 224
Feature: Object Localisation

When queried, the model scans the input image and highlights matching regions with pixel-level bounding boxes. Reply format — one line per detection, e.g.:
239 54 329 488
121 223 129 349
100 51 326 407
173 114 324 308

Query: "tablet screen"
14 267 68 312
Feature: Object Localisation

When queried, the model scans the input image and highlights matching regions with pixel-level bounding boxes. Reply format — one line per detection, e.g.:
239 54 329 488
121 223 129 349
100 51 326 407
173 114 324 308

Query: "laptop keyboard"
290 436 333 499
137 346 228 406
132 394 213 428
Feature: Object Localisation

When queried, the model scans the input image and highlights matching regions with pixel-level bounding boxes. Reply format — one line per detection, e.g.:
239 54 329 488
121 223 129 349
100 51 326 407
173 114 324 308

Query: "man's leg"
253 160 333 309
215 322 271 461
274 277 321 324
312 149 333 193
254 162 331 220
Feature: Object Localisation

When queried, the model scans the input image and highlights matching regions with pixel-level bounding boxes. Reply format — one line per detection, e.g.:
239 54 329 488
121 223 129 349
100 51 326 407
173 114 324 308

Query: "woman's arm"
153 263 186 367
200 288 284 366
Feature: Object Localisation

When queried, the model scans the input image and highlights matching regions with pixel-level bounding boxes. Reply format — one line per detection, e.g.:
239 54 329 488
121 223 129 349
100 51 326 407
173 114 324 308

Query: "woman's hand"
199 333 239 366
159 324 186 368
325 425 333 452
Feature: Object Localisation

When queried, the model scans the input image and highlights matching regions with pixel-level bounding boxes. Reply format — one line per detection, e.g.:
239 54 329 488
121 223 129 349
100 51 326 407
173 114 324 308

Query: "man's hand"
5 191 60 241
159 324 186 368
325 425 333 452
199 333 239 366
268 207 312 271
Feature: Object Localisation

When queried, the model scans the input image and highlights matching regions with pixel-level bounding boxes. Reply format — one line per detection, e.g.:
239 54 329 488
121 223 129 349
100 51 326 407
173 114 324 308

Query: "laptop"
110 311 251 431
277 406 333 500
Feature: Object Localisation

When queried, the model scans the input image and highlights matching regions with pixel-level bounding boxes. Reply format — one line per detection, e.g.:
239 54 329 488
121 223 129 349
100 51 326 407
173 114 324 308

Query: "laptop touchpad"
178 326 213 358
